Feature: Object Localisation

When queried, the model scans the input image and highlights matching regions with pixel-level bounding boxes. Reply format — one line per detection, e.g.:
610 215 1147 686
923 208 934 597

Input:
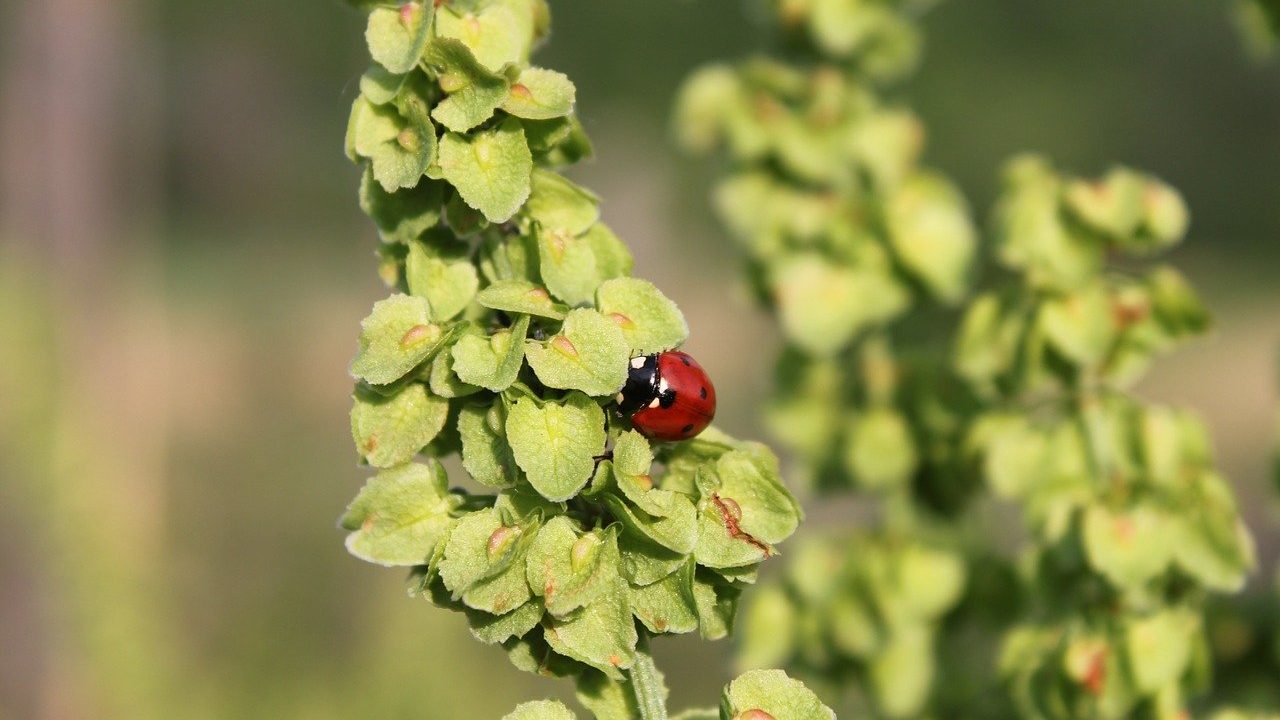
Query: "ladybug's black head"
616 354 659 416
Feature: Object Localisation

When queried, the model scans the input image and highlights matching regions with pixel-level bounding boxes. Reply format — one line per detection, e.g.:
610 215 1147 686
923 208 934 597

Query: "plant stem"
630 631 668 720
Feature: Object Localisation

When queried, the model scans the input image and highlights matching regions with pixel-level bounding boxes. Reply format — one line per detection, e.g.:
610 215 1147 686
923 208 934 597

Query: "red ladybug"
616 351 717 442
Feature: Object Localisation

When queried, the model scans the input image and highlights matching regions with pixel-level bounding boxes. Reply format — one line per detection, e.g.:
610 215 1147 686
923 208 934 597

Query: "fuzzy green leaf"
502 700 577 720
477 280 569 320
543 578 638 678
595 278 689 355
721 669 835 720
365 2 433 74
629 560 699 635
424 38 510 133
885 172 976 303
406 243 479 322
450 315 530 392
458 401 523 488
438 508 534 615
350 382 450 467
504 67 577 120
525 517 621 617
526 309 629 396
694 447 801 568
435 3 531 73
467 598 544 645
350 294 450 385
506 392 607 502
359 169 444 244
1082 504 1172 591
438 119 533 223
772 254 909 357
524 169 600 236
349 95 437 192
341 461 459 566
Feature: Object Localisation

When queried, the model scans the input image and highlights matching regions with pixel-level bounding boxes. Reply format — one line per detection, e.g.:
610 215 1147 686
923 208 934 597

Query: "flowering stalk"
338 1 831 717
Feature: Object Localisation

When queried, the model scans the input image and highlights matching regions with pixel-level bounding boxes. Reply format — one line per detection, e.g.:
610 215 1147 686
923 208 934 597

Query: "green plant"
338 2 830 718
677 2 981 716
680 2 1260 719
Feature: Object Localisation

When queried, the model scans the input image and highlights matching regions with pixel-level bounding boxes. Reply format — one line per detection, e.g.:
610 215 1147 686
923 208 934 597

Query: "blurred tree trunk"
0 1 174 719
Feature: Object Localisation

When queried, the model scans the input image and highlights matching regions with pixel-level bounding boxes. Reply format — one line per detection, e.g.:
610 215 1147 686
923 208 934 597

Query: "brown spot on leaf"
635 474 654 491
511 83 533 99
711 494 770 556
400 324 435 348
551 335 578 358
607 312 634 328
609 654 621 667
1082 647 1106 696
737 711 776 720
363 435 379 453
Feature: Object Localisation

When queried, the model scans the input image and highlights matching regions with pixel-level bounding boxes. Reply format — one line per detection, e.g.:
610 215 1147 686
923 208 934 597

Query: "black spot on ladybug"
699 386 708 400
681 356 692 366
681 424 694 434
658 389 677 409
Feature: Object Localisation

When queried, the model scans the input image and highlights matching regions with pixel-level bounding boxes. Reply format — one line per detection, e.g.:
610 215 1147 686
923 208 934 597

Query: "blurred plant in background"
681 1 1275 719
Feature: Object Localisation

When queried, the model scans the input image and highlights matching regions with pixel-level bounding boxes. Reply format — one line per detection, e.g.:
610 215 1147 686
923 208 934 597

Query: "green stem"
630 631 668 720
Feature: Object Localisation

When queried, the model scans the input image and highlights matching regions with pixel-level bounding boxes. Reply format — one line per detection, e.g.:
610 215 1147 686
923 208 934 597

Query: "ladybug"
616 351 717 442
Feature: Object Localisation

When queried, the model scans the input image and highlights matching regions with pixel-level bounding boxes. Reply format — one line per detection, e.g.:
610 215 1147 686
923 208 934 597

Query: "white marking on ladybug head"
615 392 625 404
648 397 661 409
658 378 670 394
631 357 646 369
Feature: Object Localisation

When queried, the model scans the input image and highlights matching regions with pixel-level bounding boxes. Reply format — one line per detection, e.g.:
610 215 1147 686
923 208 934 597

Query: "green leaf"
526 309 629 396
341 461 460 566
428 342 482 398
896 545 966 620
365 2 433 75
524 169 600 236
502 700 577 720
845 408 919 491
359 169 444 244
738 583 797 669
525 517 621 617
1040 284 1117 366
1125 609 1196 693
405 241 479 322
722 669 835 720
435 3 532 73
458 401 523 488
536 227 602 305
350 382 450 467
1082 504 1173 591
424 38 510 133
772 253 909 357
868 625 934 718
543 578 638 678
349 95 437 192
468 598 544 645
450 315 530 391
595 278 689 355
438 118 533 223
438 508 534 615
692 570 740 641
503 67 577 120
583 223 634 281
506 392 607 502
885 172 976 303
618 532 688 586
576 670 640 720
694 447 801 568
359 65 408 106
350 294 450 385
604 492 698 556
477 280 569 320
629 560 699 635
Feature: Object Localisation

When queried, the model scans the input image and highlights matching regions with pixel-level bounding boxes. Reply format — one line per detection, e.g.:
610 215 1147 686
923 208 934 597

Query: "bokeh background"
1 1 1277 718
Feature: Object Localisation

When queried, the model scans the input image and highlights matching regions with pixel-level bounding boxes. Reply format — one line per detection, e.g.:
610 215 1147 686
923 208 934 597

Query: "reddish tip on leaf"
551 335 578 358
736 711 777 720
400 324 436 348
607 312 634 329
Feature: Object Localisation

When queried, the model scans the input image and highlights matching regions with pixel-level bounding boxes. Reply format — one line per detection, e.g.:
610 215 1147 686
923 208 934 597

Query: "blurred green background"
1 1 1277 718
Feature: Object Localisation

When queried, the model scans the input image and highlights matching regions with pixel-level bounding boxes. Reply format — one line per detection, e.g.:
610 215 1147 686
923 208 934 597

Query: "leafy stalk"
629 632 669 720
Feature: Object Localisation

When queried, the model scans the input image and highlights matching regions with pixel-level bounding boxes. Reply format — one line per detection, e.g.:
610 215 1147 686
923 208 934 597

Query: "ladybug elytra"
616 351 717 442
